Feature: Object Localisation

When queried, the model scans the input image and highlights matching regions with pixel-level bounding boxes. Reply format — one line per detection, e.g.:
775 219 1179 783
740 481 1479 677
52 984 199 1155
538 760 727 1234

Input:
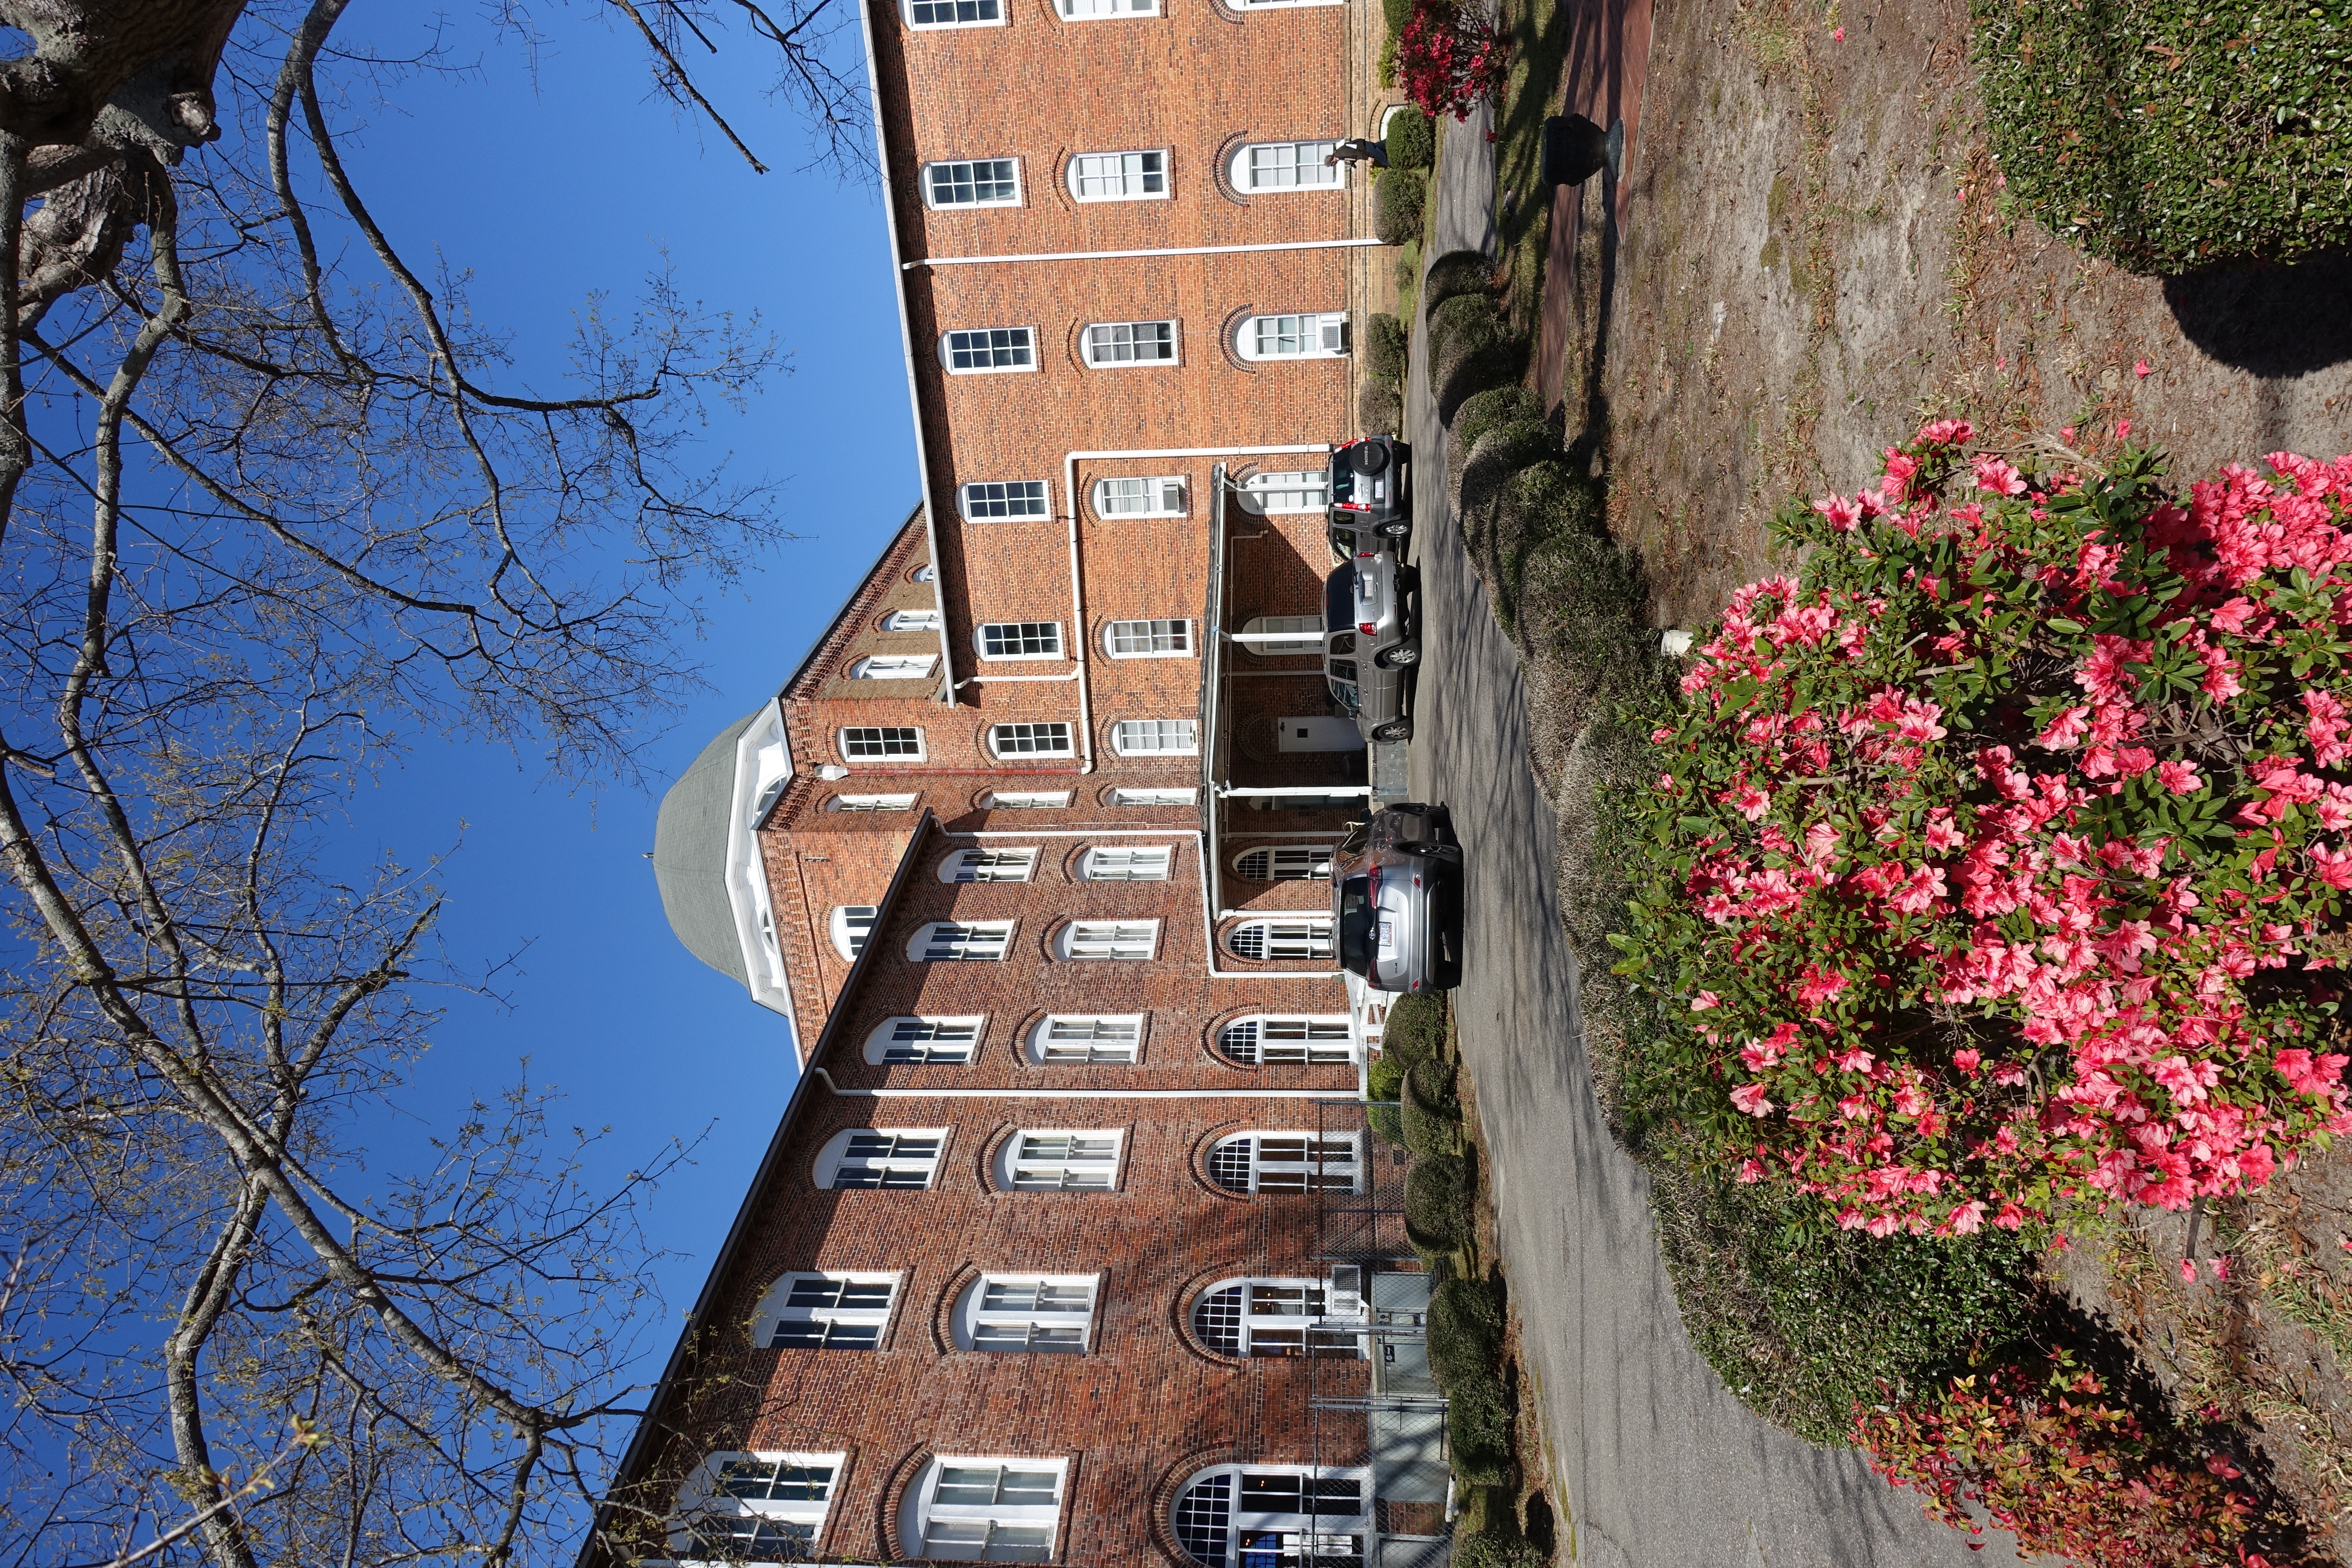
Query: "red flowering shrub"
1612 425 2352 1234
1394 0 1509 122
1858 1352 2267 1566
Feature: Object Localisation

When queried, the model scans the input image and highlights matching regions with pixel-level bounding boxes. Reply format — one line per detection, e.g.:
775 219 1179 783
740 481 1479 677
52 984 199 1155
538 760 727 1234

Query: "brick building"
604 1 1440 1562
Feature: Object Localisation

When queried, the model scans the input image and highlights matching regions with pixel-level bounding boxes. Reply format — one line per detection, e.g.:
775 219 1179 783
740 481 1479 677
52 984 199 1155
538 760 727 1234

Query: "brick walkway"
1534 0 1654 409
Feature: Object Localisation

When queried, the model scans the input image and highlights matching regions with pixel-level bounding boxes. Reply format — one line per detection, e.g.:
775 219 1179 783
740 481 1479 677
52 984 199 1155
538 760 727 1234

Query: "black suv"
1326 436 1413 560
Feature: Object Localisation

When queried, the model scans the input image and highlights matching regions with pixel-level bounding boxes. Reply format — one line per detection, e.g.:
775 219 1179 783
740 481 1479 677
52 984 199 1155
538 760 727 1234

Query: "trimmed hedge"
1376 168 1428 245
1381 992 1444 1065
1358 378 1403 436
1460 418 1559 519
1452 1533 1547 1568
1445 1362 1516 1485
1422 248 1494 312
1427 1276 1505 1387
1450 386 1542 469
1972 0 2352 271
1385 107 1435 171
1365 312 1409 378
1400 1060 1460 1157
1403 1153 1471 1248
1428 293 1528 416
1367 1050 1406 1105
1382 0 1412 33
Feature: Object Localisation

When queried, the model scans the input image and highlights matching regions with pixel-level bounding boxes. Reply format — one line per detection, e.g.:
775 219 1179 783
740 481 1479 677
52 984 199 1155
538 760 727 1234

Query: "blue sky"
322 10 905 1360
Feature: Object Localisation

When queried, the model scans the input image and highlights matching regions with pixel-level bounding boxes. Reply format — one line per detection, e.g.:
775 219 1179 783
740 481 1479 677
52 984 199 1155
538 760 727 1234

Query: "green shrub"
1400 1060 1460 1157
1403 1153 1471 1249
1445 1362 1516 1485
1427 293 1527 417
1422 249 1493 312
1449 386 1542 468
1427 1276 1504 1387
1459 417 1558 521
1376 168 1428 245
1358 378 1403 437
1381 992 1444 1066
1972 0 2352 272
1384 107 1435 171
1365 312 1409 379
1367 1050 1406 1104
1382 0 1412 34
1501 459 1601 545
1451 1531 1546 1568
1377 31 1398 90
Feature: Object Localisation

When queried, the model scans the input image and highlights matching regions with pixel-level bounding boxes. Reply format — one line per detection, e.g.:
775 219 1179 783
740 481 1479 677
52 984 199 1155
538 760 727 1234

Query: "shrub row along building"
602 0 1443 1563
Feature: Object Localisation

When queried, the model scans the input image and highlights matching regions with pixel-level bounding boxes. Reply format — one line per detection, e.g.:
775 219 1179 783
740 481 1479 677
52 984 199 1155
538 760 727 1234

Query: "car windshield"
1328 455 1354 501
1323 565 1354 632
1337 876 1374 973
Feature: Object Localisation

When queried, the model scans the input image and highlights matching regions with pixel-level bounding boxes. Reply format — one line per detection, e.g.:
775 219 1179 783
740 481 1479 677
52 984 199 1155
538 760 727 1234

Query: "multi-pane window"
1068 149 1168 199
1237 472 1330 515
841 725 924 760
1233 141 1343 191
1241 312 1348 361
1225 920 1335 962
866 1017 984 1066
1209 1133 1362 1193
989 722 1074 757
907 0 1001 24
849 653 937 680
1060 920 1158 960
884 606 943 632
940 847 1039 883
960 481 1051 520
820 1131 944 1190
1110 718 1197 755
988 790 1071 810
1028 1014 1144 1064
1105 618 1192 656
1237 613 1323 653
1081 845 1173 881
1083 320 1178 366
1220 1015 1353 1063
1093 476 1187 518
978 621 1064 659
830 792 918 812
1233 846 1332 881
1004 1133 1123 1191
829 905 878 962
683 1452 845 1561
1191 1279 1366 1357
1173 1467 1373 1568
910 922 1017 962
926 158 1020 208
764 1275 898 1348
943 328 1036 374
913 564 938 582
1111 787 1197 806
964 1276 1101 1350
1060 0 1158 15
914 1459 1066 1562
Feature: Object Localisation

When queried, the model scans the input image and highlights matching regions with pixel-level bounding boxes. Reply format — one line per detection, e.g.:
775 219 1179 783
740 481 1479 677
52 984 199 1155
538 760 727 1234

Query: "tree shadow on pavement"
2163 249 2352 379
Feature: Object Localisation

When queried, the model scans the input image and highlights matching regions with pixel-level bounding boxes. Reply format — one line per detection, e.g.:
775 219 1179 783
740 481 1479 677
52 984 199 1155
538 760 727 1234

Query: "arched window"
1235 472 1329 516
864 1017 985 1065
1228 141 1343 193
939 847 1038 883
829 905 878 962
1237 613 1322 655
1235 313 1348 362
1223 919 1334 962
1109 718 1197 756
1232 846 1332 881
1079 845 1173 881
995 1131 1123 1191
830 792 918 813
908 922 1017 962
913 564 937 583
1208 1133 1360 1193
1092 476 1187 518
673 1452 848 1562
1067 149 1167 199
984 790 1071 810
1173 1466 1373 1568
848 653 938 680
1219 1015 1353 1064
811 1129 946 1191
952 1274 1102 1350
1026 1014 1144 1064
752 1272 899 1349
884 606 942 632
1057 920 1158 960
900 1458 1067 1562
1190 1278 1366 1357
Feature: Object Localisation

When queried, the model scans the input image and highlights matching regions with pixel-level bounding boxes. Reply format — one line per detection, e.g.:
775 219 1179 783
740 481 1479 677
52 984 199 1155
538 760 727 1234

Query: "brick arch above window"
1209 132 1253 204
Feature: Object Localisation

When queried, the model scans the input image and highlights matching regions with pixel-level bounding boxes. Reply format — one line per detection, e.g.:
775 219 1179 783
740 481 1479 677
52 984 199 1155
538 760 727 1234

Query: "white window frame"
941 328 1037 376
1092 476 1188 519
884 606 943 632
813 1128 947 1191
1026 1014 1144 1064
905 0 1005 28
976 621 1066 661
1057 919 1159 961
995 1133 1124 1193
1224 920 1335 962
913 564 938 582
1219 1014 1354 1063
1109 718 1198 756
864 1016 986 1066
1079 845 1173 882
1190 1277 1367 1358
829 905 879 962
1103 617 1194 657
1172 1465 1374 1568
1237 312 1348 362
1239 612 1323 653
1232 845 1332 881
924 157 1022 209
1059 0 1158 15
674 1450 848 1562
955 1273 1103 1351
1236 473 1330 516
1081 319 1180 368
1208 1132 1363 1194
1110 787 1197 807
986 790 1072 810
754 1273 901 1350
830 792 919 813
848 653 939 681
902 1457 1069 1564
939 847 1039 883
1067 148 1170 200
1230 141 1344 193
989 722 1075 759
840 725 925 762
959 481 1051 522
908 921 1017 962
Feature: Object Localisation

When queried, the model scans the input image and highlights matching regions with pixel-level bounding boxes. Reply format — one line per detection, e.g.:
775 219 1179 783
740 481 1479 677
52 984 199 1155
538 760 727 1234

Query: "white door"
1277 717 1363 753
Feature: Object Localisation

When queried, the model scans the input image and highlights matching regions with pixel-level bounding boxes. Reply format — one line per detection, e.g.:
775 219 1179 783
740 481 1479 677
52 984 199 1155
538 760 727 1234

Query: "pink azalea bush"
1394 0 1510 122
1614 426 2352 1234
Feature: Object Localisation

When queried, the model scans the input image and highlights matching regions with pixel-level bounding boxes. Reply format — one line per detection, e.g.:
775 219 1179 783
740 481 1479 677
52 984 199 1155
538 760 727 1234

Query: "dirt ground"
1556 0 2352 634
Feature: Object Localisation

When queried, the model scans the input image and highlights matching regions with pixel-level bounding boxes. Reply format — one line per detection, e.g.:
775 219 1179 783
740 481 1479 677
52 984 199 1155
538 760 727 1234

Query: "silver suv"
1332 803 1463 994
1323 548 1419 744
1326 435 1413 560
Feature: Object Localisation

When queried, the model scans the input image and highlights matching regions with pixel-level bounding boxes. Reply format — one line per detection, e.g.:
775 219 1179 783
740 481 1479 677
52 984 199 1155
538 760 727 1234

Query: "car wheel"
1347 441 1391 475
1398 839 1462 863
1378 519 1411 539
1378 642 1421 668
1373 718 1413 742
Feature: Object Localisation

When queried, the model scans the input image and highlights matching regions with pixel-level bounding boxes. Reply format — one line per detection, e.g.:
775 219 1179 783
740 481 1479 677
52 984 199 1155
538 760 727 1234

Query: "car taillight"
1359 621 1376 634
1367 865 1385 902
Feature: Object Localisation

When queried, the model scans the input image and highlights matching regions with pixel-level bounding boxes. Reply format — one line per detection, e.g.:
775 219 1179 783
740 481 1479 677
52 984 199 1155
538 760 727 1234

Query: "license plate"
1378 918 1396 954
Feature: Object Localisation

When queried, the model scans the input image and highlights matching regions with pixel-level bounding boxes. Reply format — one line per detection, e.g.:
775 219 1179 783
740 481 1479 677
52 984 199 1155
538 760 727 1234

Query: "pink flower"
2311 842 2352 891
2116 420 2132 439
2135 358 2152 379
1916 418 1974 445
2179 1257 2199 1284
1831 24 1844 38
1730 1083 1775 1118
1973 455 2029 496
1953 1048 1982 1075
1814 493 1863 532
1690 990 1721 1011
1891 864 1948 914
2156 759 2202 794
1948 1200 1985 1234
2208 1255 2232 1280
1835 1046 1876 1073
1736 1158 1766 1183
2037 705 2091 749
1992 1202 2026 1230
1727 784 1771 821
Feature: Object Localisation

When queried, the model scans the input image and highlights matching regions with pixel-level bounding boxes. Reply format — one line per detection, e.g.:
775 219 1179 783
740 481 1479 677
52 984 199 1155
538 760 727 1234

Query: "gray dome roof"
652 710 763 985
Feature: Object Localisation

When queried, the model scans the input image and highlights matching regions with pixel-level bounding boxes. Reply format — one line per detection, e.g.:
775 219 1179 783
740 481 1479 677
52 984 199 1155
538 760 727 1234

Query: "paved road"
1402 105 2013 1568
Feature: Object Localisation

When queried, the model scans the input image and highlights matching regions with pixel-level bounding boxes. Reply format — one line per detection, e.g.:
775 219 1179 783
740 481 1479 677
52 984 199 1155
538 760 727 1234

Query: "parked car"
1326 435 1413 560
1332 803 1464 993
1323 548 1419 744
